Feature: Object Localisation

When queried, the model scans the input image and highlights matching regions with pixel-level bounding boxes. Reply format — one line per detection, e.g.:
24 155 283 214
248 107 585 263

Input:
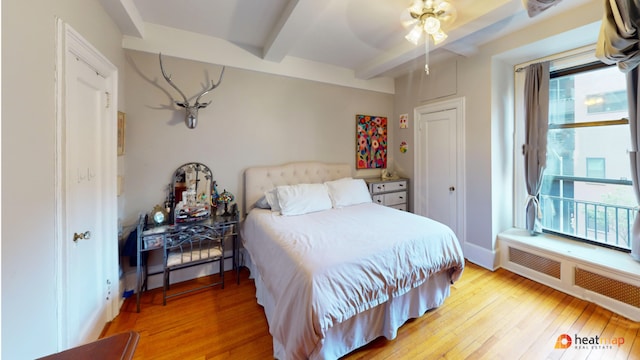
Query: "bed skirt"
243 249 452 360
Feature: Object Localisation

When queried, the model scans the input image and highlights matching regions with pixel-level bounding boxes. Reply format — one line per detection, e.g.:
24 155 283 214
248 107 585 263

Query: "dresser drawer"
372 191 407 206
388 203 407 211
369 179 407 194
364 177 409 211
384 191 407 206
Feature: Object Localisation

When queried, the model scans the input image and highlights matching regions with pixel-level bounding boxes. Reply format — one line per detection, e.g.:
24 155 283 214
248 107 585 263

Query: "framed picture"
399 113 408 128
117 111 126 156
356 114 387 169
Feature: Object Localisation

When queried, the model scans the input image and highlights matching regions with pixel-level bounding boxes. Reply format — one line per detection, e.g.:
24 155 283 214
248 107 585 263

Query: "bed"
240 162 465 360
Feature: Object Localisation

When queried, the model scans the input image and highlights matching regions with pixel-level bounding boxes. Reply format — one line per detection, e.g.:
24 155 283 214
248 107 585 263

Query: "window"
539 62 634 251
586 90 627 114
586 158 605 178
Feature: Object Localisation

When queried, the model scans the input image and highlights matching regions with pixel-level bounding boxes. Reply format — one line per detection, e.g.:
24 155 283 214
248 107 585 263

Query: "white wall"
2 3 393 356
122 50 394 226
392 0 603 269
0 0 607 357
120 50 393 280
1 1 126 359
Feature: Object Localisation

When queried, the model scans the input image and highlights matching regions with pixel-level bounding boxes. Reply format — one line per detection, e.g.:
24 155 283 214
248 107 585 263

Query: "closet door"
414 98 465 242
57 22 119 350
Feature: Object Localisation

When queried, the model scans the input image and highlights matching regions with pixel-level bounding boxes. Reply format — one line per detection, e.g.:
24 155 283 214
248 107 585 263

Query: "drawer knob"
449 186 455 192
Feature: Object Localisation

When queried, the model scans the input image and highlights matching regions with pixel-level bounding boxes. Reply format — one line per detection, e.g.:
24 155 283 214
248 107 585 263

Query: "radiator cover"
498 230 640 322
509 247 561 279
575 267 640 308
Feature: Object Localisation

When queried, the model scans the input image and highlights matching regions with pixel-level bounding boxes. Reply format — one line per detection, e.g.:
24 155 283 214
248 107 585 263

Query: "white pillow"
276 183 332 216
325 178 372 208
264 188 281 212
254 195 271 209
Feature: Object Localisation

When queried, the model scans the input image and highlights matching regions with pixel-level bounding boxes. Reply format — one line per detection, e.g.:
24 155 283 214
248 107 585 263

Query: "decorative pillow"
276 183 332 216
254 195 271 209
264 188 281 212
325 178 372 208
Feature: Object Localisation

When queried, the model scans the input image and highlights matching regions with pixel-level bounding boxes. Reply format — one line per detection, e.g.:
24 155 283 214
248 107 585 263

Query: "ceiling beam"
122 23 395 94
441 43 479 57
262 0 330 62
355 41 427 80
98 0 145 38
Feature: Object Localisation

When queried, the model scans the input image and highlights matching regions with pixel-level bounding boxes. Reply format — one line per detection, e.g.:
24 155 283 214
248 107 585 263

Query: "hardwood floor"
102 262 640 359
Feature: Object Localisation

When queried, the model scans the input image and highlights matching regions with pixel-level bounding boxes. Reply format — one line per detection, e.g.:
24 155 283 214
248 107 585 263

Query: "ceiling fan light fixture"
401 0 456 73
432 29 448 45
405 24 424 45
435 1 457 23
409 0 425 14
423 16 441 35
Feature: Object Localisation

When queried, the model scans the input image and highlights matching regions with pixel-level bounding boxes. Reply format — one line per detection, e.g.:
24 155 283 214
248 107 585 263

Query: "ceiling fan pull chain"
425 39 430 74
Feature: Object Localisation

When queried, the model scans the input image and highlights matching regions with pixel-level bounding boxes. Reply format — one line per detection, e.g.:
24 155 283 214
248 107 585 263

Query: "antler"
158 53 189 106
157 52 225 129
194 66 226 107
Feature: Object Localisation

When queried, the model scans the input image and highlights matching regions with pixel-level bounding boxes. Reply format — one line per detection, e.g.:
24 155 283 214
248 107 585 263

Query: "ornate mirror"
171 162 213 223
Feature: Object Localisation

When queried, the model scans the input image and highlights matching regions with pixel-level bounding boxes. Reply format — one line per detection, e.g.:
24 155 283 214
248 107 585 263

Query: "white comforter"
241 203 464 360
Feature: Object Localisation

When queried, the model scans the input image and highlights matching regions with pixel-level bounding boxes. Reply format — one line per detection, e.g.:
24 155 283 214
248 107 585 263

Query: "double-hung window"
539 60 634 251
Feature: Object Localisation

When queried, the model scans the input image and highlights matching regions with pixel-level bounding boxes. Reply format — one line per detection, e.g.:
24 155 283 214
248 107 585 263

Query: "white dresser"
364 177 408 211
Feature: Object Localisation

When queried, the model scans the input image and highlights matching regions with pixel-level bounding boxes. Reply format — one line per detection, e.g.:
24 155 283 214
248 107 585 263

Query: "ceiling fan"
400 0 457 73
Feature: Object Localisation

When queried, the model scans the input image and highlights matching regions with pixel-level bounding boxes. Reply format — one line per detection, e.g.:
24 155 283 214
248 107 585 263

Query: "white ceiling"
101 0 592 81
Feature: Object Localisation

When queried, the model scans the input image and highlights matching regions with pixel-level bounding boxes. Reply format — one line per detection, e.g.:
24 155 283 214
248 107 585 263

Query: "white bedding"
241 203 465 359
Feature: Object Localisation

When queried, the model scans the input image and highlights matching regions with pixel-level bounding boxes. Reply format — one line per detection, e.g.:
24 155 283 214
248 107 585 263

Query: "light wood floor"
102 262 640 359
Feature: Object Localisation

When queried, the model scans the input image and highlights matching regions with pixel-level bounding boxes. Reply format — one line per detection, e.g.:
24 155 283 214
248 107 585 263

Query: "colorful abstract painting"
356 114 387 169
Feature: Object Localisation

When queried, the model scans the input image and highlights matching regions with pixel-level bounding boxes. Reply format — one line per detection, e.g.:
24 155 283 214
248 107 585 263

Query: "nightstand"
364 177 409 211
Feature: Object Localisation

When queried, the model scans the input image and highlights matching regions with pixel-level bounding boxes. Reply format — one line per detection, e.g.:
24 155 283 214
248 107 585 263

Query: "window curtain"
522 0 563 17
596 0 640 261
523 62 550 235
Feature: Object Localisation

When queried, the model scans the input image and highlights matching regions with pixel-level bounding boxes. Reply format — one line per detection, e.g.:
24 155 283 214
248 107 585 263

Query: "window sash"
548 118 628 129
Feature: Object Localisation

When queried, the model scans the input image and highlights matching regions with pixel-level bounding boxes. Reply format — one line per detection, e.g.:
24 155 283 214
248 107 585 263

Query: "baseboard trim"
464 241 499 271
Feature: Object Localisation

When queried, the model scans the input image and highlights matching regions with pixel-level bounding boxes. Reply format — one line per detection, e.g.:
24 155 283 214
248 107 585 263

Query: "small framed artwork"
117 111 126 156
399 113 408 128
356 114 387 169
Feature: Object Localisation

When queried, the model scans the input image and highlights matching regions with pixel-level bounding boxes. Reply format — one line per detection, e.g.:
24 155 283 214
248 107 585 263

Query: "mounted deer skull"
159 53 225 129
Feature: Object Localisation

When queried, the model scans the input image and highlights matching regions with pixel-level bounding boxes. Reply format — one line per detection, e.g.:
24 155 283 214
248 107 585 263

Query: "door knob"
73 231 91 242
449 186 455 192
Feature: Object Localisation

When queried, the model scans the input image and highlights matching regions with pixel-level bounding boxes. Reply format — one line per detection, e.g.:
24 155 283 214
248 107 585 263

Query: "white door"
57 22 119 350
66 55 108 346
414 98 465 242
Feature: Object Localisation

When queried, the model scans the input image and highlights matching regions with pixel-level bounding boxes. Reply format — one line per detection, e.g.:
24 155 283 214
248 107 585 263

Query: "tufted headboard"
243 162 351 214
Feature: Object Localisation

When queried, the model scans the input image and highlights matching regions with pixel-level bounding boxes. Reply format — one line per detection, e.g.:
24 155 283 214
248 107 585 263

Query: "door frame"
55 19 119 349
413 97 466 245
